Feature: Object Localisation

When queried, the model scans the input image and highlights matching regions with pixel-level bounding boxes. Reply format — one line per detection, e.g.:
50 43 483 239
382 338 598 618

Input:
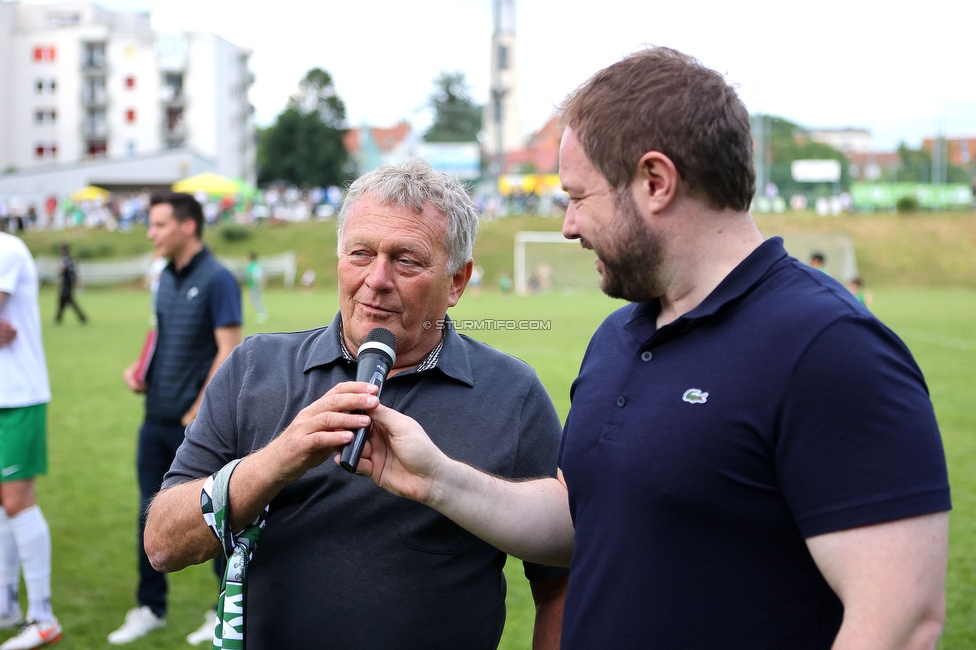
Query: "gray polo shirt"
166 312 566 649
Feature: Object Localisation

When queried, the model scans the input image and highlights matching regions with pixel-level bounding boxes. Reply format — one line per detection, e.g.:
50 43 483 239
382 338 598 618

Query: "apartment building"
0 1 254 199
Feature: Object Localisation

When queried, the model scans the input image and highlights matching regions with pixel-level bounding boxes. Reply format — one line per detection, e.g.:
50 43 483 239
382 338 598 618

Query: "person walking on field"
245 252 267 324
0 231 62 650
54 244 86 325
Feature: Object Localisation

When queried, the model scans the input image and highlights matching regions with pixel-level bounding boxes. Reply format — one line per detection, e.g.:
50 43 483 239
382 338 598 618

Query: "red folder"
136 329 157 384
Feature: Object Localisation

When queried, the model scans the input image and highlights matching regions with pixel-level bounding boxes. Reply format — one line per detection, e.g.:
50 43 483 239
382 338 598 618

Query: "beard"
590 189 663 301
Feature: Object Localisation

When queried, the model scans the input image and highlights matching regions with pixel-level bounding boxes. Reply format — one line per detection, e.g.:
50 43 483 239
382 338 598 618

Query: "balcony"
81 90 107 107
82 121 108 139
159 86 185 106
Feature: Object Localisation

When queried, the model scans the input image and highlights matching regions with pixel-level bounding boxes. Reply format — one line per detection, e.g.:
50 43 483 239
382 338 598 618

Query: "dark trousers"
56 292 87 323
136 420 224 618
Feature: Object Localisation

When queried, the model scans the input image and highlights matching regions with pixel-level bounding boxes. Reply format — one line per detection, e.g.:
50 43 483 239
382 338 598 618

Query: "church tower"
483 0 521 175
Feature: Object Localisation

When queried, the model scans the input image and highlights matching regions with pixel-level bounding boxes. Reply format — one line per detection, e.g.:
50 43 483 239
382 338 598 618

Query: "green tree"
895 141 970 184
755 116 851 198
423 71 482 142
289 67 346 127
257 68 350 186
896 142 932 182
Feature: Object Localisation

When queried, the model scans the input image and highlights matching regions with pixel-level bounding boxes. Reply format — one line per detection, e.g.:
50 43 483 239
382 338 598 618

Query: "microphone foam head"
358 327 397 365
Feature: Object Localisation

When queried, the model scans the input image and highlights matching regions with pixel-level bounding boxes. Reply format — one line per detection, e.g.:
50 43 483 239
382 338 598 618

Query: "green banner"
851 183 973 210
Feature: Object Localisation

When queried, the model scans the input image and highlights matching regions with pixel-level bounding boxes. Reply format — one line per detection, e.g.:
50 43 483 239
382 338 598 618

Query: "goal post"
514 231 598 295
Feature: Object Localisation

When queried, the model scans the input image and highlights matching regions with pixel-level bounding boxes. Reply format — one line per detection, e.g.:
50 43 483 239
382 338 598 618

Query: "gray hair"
336 157 480 274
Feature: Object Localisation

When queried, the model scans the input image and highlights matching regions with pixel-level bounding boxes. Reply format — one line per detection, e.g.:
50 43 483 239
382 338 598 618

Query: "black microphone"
339 327 397 473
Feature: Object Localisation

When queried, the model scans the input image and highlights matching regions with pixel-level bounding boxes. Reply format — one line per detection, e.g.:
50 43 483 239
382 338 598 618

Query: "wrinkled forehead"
342 196 449 250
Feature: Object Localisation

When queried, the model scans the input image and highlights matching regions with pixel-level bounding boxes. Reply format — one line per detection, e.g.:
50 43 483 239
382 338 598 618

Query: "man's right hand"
259 381 377 485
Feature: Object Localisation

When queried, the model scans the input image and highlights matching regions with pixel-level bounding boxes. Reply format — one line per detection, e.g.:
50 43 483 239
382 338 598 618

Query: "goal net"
514 231 600 295
776 232 859 282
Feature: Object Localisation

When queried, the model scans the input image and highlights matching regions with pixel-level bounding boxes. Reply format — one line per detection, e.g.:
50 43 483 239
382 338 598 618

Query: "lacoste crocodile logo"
682 389 708 404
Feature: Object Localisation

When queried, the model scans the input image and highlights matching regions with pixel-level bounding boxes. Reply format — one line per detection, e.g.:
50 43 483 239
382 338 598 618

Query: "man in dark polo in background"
144 159 567 649
112 192 242 645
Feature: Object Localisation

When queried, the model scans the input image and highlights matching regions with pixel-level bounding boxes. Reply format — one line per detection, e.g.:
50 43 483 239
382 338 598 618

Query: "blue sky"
29 0 976 151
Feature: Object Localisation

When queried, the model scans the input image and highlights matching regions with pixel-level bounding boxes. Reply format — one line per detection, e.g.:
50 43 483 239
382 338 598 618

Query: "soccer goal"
514 231 600 295
776 232 860 282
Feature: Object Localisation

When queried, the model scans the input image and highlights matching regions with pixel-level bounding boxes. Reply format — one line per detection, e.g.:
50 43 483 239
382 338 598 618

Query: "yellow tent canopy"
71 185 110 202
172 172 240 196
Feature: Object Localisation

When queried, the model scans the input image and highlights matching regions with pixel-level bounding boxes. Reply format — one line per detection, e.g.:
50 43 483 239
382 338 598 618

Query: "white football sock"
10 506 53 622
0 510 20 618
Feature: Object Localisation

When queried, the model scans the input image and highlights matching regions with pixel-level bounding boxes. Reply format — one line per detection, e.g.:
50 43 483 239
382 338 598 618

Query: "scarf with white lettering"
201 459 268 650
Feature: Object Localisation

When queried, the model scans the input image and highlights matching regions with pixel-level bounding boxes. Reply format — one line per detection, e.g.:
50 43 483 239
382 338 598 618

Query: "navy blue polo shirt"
146 247 241 424
558 237 950 649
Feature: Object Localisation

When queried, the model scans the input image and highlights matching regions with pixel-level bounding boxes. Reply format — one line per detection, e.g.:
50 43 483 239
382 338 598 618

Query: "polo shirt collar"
625 237 789 339
171 246 211 279
303 312 475 387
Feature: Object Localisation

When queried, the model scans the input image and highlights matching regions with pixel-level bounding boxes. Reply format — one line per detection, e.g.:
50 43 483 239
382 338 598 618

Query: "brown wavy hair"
560 47 755 212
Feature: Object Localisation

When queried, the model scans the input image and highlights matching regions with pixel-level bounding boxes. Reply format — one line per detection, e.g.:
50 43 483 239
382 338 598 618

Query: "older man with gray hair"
145 158 567 649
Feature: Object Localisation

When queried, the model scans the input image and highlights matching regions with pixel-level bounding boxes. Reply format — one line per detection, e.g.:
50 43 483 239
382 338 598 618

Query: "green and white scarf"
201 459 268 650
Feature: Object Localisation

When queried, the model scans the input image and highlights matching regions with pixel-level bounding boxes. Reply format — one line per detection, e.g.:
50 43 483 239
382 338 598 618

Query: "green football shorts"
0 403 48 482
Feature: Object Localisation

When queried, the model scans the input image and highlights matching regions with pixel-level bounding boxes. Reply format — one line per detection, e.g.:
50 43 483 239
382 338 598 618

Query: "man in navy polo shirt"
357 48 951 649
113 192 242 645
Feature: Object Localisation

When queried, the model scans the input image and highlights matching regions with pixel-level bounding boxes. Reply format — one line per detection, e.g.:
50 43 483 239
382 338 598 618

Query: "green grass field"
14 280 976 648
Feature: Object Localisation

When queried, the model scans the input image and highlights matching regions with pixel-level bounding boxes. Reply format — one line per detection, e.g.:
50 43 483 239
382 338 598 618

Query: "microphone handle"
338 357 390 473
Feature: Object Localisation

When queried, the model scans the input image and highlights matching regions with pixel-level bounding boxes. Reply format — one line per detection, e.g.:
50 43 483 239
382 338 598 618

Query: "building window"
32 46 56 62
126 109 136 123
125 75 136 89
35 79 44 93
34 143 57 159
86 141 107 157
34 109 56 125
83 42 105 67
497 44 508 70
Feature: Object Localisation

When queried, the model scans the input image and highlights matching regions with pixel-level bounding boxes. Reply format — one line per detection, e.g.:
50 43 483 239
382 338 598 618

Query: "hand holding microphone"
339 327 397 473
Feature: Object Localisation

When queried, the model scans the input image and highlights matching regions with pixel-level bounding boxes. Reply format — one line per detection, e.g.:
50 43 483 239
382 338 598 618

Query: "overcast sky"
29 0 976 151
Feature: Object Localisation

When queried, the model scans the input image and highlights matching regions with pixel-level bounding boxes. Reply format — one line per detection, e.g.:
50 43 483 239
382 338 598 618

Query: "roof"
343 121 412 155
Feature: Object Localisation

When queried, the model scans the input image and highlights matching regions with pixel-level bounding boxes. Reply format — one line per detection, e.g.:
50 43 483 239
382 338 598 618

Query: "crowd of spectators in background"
0 183 350 235
0 179 579 236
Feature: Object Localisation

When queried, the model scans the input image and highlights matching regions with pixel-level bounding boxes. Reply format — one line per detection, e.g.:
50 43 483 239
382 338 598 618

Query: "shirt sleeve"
209 268 243 329
164 338 247 487
776 315 951 538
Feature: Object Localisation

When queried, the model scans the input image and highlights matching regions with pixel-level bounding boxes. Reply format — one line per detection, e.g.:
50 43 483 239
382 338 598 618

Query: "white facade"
0 2 254 186
808 128 873 155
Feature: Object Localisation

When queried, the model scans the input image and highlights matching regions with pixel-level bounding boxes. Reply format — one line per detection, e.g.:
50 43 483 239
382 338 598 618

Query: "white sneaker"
185 610 217 646
0 618 62 649
107 606 165 645
0 612 23 631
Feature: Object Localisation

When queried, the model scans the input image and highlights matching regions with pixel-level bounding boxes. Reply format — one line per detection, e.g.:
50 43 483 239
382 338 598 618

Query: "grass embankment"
18 209 976 291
